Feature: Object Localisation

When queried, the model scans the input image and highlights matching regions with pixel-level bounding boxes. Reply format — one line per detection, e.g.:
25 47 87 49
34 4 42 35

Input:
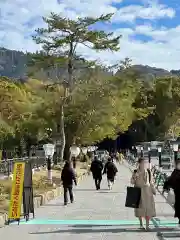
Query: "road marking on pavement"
11 219 179 226
12 219 144 225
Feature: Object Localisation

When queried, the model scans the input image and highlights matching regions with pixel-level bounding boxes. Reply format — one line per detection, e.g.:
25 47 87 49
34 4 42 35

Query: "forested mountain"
170 70 180 75
0 47 179 79
0 48 28 79
0 48 86 81
129 65 171 79
0 47 112 81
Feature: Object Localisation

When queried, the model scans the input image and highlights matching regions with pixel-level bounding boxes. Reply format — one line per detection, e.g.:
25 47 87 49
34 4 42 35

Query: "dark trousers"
63 186 74 204
94 177 102 190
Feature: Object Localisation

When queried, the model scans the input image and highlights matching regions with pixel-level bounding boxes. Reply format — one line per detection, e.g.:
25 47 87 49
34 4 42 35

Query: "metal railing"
0 157 46 177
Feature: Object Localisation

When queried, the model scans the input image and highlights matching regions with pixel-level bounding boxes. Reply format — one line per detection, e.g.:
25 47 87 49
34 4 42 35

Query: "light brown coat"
131 169 156 218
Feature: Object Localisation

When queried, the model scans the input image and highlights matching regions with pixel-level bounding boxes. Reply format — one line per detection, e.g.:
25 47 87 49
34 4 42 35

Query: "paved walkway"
0 163 179 239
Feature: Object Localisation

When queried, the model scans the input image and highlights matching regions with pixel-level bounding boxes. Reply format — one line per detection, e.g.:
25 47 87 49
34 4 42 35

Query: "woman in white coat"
131 157 156 230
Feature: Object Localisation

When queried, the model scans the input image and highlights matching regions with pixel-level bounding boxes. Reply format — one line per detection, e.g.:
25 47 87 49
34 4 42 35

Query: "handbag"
125 186 141 208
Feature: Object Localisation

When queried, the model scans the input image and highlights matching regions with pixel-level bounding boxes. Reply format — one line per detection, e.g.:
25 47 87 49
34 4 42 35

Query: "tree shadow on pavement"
98 191 119 193
74 189 96 192
30 226 177 235
43 203 65 206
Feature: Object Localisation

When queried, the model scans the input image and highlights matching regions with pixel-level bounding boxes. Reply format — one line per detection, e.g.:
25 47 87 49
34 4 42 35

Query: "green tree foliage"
129 75 180 142
30 12 121 159
31 12 121 88
64 70 133 145
2 14 180 156
0 67 141 156
2 69 180 154
151 76 180 138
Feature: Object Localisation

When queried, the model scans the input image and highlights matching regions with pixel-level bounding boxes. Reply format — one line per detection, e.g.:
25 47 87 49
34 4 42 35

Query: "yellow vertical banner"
8 162 25 220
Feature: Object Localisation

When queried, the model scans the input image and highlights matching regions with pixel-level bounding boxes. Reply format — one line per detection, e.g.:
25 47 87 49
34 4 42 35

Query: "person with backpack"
61 161 77 205
103 157 118 190
130 157 156 230
90 156 103 190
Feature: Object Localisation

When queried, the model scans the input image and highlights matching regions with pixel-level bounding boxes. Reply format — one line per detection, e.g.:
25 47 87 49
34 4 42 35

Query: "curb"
0 169 89 226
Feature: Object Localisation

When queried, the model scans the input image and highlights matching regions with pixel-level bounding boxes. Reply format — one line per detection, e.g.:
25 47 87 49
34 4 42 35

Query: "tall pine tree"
32 12 121 160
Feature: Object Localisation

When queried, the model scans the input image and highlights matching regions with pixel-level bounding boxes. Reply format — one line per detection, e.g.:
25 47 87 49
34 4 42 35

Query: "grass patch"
0 162 88 213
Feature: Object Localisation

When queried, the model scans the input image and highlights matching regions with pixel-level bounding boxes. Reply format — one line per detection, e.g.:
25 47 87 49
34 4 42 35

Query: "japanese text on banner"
8 162 25 220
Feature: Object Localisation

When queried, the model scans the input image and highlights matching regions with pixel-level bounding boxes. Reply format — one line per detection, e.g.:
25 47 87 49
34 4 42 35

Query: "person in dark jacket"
103 157 118 190
90 156 103 190
61 161 77 205
163 159 180 225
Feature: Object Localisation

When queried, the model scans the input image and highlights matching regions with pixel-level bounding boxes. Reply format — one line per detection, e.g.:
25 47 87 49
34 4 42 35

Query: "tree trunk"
59 103 65 161
63 129 74 161
68 42 73 89
63 141 71 161
59 41 73 161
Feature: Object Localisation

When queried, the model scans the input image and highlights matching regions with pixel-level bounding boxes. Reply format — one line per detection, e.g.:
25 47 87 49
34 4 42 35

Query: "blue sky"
0 0 180 70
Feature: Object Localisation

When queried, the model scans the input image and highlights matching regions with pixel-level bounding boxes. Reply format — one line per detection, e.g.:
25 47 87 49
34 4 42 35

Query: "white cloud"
75 24 180 71
135 24 180 45
0 0 179 70
113 3 175 22
59 0 118 17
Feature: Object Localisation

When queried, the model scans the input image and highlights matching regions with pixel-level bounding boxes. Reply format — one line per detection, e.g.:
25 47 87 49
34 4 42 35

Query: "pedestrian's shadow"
74 189 96 192
30 226 178 235
98 191 119 194
43 203 65 207
74 189 109 192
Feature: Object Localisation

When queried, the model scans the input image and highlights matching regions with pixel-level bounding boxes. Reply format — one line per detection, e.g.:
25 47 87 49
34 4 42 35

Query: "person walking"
103 157 118 190
119 152 124 164
163 159 180 226
130 157 156 230
61 161 77 205
115 152 119 162
90 156 103 190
